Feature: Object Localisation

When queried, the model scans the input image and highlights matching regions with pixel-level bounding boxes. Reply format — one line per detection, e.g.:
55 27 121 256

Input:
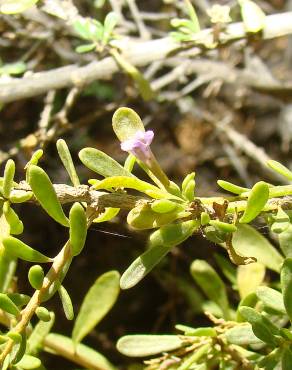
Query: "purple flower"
121 130 154 162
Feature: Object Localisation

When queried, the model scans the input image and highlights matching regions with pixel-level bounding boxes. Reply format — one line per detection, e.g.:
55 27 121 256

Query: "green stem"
0 242 72 365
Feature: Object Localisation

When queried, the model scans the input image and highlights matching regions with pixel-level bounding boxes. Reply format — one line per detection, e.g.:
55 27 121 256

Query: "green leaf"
117 335 184 357
256 286 286 314
103 12 118 44
3 202 23 235
0 0 39 14
2 159 15 198
2 355 10 370
111 51 155 101
203 300 226 318
93 176 170 199
267 185 292 198
209 220 237 233
0 61 26 76
0 177 17 188
0 293 20 316
9 190 33 203
76 43 96 53
73 18 103 41
73 19 93 40
27 312 55 355
69 203 87 256
217 180 249 195
182 173 195 192
56 139 80 186
0 249 17 293
168 181 182 197
112 107 145 142
149 220 200 247
79 148 133 178
25 149 43 170
0 212 17 293
151 199 178 214
175 324 200 333
201 212 210 226
225 324 263 345
238 307 278 346
28 165 69 227
121 220 199 289
72 271 120 344
120 244 171 290
258 348 281 370
35 307 51 322
130 68 155 101
58 285 74 321
184 0 200 32
237 263 265 299
182 180 195 202
7 293 30 307
279 224 292 257
232 224 283 272
239 0 266 33
190 260 230 319
127 205 181 230
239 181 269 223
44 333 116 370
271 208 290 234
8 331 22 343
281 258 292 322
170 31 194 42
282 347 292 370
171 18 197 32
204 225 226 244
41 258 72 302
267 160 292 182
15 354 41 369
179 327 216 337
182 172 195 201
11 332 26 364
236 292 258 322
2 236 52 263
280 328 292 341
93 207 120 223
28 265 44 290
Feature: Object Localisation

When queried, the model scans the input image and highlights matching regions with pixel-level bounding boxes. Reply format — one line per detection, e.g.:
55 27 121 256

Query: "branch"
18 182 146 210
1 12 292 103
17 181 292 213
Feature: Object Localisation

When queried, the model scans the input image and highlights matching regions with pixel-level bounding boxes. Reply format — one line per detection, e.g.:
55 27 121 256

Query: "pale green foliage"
73 12 118 53
117 335 184 357
72 271 120 344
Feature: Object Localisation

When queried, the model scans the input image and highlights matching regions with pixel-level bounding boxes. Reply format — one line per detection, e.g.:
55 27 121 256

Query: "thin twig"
38 90 56 141
127 0 151 40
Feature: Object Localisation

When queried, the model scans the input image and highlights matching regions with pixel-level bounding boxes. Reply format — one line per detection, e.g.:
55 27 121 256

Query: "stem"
8 183 292 214
0 242 73 365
